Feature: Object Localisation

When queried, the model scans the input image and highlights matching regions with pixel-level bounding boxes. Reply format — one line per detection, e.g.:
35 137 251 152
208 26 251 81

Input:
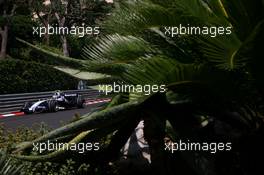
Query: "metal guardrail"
0 89 100 113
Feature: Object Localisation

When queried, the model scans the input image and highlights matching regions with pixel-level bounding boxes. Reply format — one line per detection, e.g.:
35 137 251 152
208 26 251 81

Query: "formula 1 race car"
21 91 85 114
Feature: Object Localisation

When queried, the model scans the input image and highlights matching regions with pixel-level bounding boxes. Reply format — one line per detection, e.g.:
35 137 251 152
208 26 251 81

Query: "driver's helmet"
53 90 61 99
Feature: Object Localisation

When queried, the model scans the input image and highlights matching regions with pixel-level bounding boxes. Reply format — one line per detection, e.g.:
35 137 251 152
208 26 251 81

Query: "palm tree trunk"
61 35 69 57
144 112 167 175
0 25 8 59
44 21 50 46
54 12 70 57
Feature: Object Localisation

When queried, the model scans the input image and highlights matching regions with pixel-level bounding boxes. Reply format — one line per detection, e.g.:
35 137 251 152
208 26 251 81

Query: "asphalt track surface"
0 103 102 131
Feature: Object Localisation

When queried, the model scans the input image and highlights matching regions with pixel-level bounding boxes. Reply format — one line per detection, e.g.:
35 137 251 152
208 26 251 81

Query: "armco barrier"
0 89 100 113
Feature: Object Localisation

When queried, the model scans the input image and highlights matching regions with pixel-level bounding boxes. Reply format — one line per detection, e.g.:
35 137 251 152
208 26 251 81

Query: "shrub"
0 122 115 174
0 59 79 94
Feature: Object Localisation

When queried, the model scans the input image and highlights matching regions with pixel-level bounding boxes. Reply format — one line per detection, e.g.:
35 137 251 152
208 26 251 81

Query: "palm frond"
205 0 229 18
79 62 129 76
16 38 88 70
105 0 228 35
105 1 183 34
82 34 159 75
198 33 243 70
123 56 199 86
54 66 110 80
0 152 23 175
82 34 158 62
221 0 264 40
103 0 246 70
14 100 142 152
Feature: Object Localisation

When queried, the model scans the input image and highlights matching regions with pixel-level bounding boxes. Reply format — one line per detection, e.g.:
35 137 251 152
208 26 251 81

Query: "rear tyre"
77 95 85 108
48 100 58 112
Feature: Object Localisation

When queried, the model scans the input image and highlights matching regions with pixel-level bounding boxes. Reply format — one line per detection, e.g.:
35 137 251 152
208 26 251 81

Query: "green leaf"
82 34 157 62
123 56 198 86
197 33 243 70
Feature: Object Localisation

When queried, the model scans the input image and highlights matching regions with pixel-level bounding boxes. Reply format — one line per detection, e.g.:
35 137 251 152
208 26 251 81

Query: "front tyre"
48 100 58 112
21 102 33 114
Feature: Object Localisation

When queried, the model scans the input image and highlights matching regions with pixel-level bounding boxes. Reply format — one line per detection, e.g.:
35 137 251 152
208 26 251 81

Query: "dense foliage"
0 123 115 175
0 59 78 94
0 0 262 175
13 0 264 175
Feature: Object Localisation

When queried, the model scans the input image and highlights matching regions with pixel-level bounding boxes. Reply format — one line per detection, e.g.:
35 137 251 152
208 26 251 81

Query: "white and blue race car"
21 91 85 114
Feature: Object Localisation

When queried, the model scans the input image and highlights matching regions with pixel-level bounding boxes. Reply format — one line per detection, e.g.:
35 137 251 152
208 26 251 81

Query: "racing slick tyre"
48 100 59 112
77 95 85 108
21 102 33 114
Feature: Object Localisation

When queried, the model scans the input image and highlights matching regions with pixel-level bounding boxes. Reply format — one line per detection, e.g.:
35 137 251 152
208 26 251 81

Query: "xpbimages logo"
165 140 232 154
164 24 232 38
98 82 166 95
32 140 100 154
33 24 100 38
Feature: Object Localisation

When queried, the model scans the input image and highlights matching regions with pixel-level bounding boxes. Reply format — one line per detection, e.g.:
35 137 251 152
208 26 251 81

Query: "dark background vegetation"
0 59 78 94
